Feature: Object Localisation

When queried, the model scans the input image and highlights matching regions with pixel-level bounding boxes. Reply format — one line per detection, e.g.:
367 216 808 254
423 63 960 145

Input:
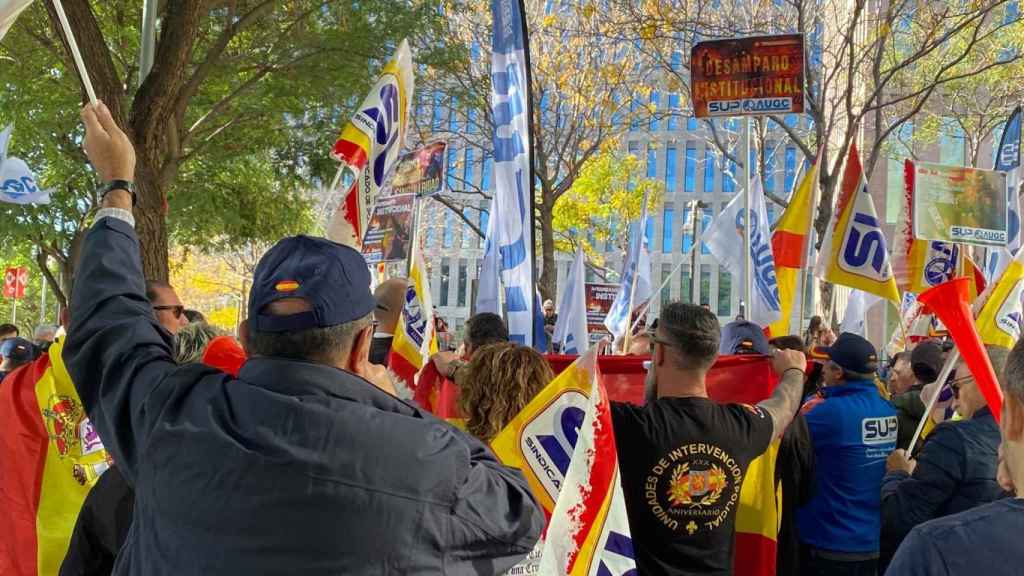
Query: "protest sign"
690 34 805 118
360 194 416 264
586 283 617 343
910 161 1009 247
385 141 447 197
3 266 27 299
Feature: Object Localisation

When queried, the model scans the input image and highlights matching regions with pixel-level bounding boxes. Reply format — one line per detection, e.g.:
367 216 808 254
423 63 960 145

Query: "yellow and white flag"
815 143 900 303
976 250 1024 349
387 241 438 397
328 39 415 247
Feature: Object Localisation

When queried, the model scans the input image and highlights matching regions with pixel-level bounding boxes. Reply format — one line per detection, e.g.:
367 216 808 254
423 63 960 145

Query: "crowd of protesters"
2 101 1024 576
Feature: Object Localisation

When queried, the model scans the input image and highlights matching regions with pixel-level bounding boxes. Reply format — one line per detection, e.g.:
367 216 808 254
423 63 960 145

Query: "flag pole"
622 190 651 353
630 255 688 336
743 116 753 316
51 0 97 105
407 195 424 277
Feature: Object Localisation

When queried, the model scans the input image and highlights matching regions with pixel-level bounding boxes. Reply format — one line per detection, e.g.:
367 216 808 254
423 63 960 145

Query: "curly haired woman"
459 342 554 443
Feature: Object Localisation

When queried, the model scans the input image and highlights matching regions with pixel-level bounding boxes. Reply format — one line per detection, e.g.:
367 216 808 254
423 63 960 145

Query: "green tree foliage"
553 148 664 275
1 1 450 303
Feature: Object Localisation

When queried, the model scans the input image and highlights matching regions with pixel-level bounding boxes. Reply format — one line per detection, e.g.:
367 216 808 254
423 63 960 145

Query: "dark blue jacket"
797 380 897 554
880 407 1003 566
886 498 1024 575
63 217 543 574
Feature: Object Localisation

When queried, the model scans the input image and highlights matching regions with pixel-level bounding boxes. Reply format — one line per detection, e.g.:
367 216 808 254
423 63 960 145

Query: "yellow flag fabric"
815 143 900 303
490 350 596 513
388 241 439 393
976 252 1024 349
733 440 781 576
769 160 819 336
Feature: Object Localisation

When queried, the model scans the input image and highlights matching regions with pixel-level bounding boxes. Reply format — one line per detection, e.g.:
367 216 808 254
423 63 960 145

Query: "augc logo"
520 392 587 500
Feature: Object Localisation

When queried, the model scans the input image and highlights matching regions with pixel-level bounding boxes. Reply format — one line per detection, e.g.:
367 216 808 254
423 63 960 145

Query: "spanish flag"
387 241 439 397
0 338 111 576
815 143 901 303
769 157 819 337
976 249 1024 349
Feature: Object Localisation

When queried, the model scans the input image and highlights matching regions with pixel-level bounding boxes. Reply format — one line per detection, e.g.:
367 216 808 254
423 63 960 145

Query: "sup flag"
816 143 900 303
605 197 653 342
328 40 414 247
387 242 438 397
537 351 637 576
553 249 589 355
976 248 1024 349
769 156 819 336
1 125 51 205
0 338 111 575
706 177 782 327
988 107 1022 281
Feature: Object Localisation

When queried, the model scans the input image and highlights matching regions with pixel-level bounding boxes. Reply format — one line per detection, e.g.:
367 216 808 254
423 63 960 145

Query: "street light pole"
139 0 158 84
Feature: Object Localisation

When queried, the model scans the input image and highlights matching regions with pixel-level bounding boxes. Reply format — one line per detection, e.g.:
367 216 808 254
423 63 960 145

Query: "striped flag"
815 143 900 303
537 352 637 575
553 249 589 354
0 0 32 41
387 241 438 397
0 338 111 575
605 197 653 342
769 157 819 336
328 40 414 247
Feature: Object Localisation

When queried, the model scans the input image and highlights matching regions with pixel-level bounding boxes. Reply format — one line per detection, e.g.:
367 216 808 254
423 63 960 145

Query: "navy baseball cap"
248 236 376 333
820 332 879 374
0 337 35 364
720 320 770 356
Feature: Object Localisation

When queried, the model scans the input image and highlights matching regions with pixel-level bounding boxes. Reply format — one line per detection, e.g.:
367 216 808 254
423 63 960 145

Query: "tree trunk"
133 177 170 281
537 191 556 302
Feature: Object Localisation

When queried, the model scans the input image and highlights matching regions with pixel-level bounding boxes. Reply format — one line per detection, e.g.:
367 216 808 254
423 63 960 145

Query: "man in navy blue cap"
63 101 543 574
797 332 897 576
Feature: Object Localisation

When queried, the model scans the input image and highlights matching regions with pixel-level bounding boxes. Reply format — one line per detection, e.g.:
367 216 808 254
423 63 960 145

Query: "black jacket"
776 414 815 576
63 217 543 575
879 407 1004 568
892 385 925 451
60 467 134 576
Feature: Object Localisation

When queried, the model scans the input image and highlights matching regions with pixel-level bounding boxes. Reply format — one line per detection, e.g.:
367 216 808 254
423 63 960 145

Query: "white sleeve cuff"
95 207 136 229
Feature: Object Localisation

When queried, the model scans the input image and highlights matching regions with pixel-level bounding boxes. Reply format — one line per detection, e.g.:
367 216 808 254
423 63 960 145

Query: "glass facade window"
684 144 697 192
671 50 683 71
479 210 489 248
457 260 468 307
680 265 692 303
667 93 680 131
448 98 460 132
718 268 732 316
662 263 673 307
446 147 458 191
606 217 617 252
784 146 797 195
481 155 493 190
722 156 736 193
764 144 776 193
687 116 699 131
647 145 657 179
700 264 711 307
665 144 678 192
649 91 659 131
682 205 694 253
462 209 473 248
463 148 474 187
645 218 654 247
443 210 454 248
440 261 450 306
704 146 716 193
702 208 712 255
432 92 445 130
424 204 435 248
630 97 640 131
662 207 674 253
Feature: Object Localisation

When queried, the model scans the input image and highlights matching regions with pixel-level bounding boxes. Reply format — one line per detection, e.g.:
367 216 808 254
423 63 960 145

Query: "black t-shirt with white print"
611 397 774 575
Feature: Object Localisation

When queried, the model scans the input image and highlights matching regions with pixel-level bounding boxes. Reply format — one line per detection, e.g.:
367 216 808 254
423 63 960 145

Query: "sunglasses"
948 375 974 399
646 328 675 353
153 304 185 319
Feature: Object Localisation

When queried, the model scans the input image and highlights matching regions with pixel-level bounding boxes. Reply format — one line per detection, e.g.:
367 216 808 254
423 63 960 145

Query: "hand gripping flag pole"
51 0 97 105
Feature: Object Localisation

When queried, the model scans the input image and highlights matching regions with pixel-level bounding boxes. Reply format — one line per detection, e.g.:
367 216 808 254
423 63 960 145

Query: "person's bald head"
374 278 408 335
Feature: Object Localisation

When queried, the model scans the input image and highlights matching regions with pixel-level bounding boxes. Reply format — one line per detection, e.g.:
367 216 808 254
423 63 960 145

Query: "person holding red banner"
611 302 807 575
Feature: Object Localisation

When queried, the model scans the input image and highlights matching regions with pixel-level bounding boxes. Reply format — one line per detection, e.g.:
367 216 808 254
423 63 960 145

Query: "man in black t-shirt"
612 302 806 575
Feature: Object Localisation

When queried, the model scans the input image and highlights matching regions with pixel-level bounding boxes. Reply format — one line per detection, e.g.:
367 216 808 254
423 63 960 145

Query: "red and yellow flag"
0 338 111 576
388 242 439 397
769 157 819 337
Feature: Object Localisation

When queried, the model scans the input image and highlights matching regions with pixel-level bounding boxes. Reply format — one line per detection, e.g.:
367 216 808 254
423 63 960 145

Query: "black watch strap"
100 179 137 207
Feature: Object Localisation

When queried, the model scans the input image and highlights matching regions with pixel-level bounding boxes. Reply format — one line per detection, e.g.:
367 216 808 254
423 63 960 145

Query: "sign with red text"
586 283 618 342
3 266 27 299
691 34 805 118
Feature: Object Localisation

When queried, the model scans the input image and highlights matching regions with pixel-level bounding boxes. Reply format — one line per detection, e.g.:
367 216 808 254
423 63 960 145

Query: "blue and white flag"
490 0 538 347
553 249 589 354
604 195 653 341
476 197 501 314
706 178 781 326
0 124 50 205
988 106 1021 282
841 289 883 337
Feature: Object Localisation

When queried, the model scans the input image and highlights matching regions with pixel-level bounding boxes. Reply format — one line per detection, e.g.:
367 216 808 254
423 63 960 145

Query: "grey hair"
997 343 1024 403
247 313 372 364
174 322 222 364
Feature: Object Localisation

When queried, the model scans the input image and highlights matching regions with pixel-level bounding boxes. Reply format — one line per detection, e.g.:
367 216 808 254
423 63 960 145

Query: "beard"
644 361 658 405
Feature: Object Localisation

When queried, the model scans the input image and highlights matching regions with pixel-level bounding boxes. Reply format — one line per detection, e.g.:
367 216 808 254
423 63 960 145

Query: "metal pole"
743 116 753 315
691 200 701 305
622 190 651 353
407 195 425 277
138 0 159 84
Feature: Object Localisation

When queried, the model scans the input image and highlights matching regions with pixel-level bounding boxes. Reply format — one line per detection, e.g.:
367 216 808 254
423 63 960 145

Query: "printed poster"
386 141 448 197
910 161 1009 247
361 194 416 264
586 283 618 343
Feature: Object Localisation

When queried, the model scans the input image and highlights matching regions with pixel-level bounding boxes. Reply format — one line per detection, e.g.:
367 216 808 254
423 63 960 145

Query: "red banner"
691 34 805 118
3 266 27 299
585 283 617 343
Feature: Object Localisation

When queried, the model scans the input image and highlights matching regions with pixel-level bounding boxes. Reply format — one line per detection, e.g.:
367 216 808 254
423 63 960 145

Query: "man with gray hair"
63 101 542 574
887 341 1024 576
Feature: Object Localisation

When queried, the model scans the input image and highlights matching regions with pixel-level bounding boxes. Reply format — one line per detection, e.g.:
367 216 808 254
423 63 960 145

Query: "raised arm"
62 102 177 482
758 349 808 439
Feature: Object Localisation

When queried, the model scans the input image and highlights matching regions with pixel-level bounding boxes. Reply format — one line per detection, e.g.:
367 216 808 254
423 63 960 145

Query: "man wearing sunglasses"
611 302 807 575
879 346 1009 571
146 280 189 335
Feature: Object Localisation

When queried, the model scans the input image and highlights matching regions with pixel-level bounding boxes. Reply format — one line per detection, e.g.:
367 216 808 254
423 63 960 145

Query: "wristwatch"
99 179 137 207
